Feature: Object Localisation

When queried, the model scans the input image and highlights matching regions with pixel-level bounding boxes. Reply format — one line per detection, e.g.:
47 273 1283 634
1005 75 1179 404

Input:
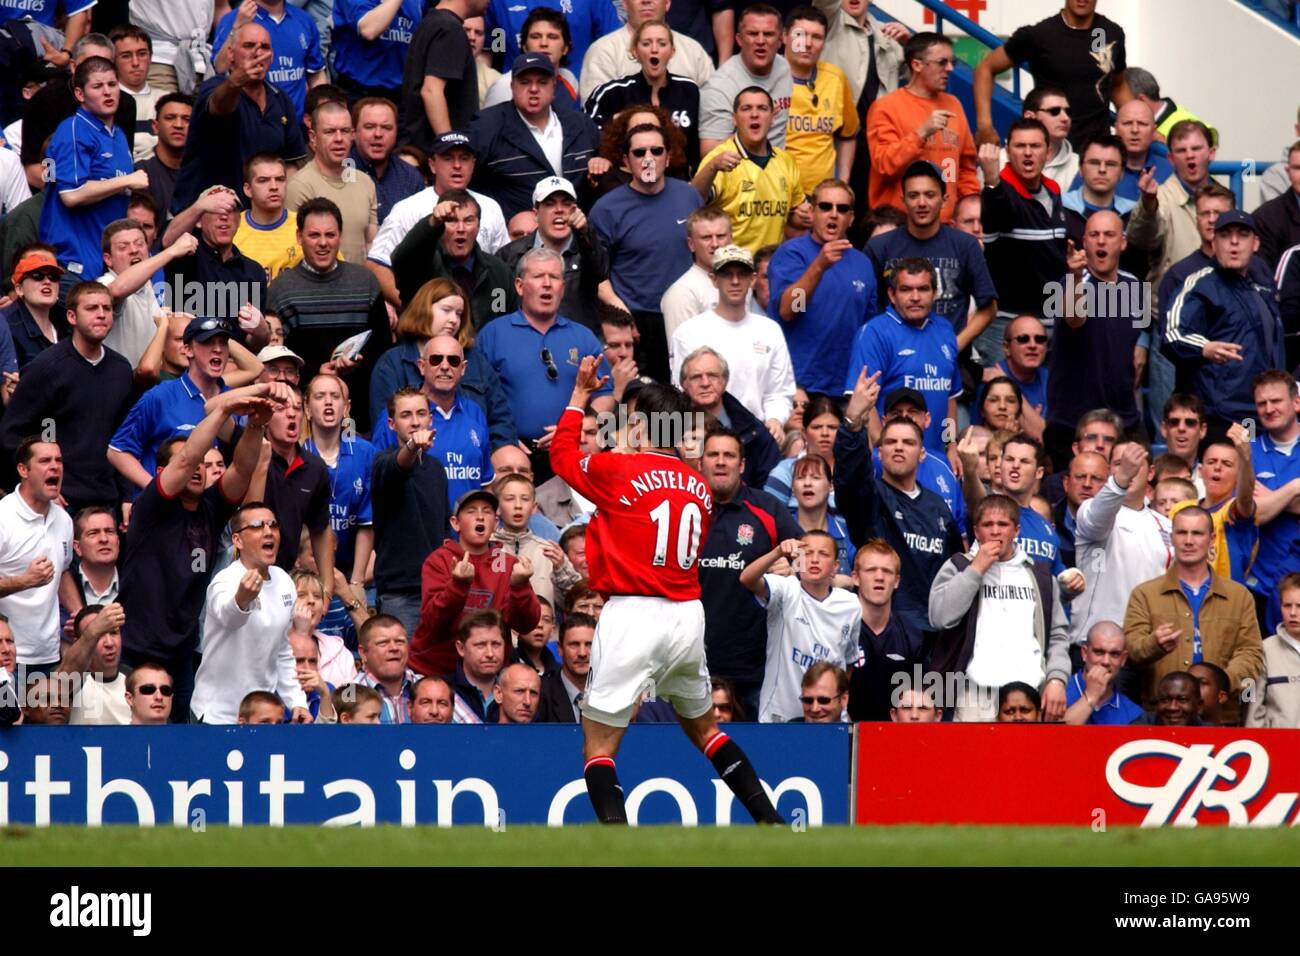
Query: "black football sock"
583 756 628 824
705 732 784 825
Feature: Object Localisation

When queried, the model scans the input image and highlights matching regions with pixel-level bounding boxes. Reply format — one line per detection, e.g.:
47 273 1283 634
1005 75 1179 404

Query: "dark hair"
521 6 572 65
710 676 746 721
599 104 687 171
597 302 636 334
1079 132 1125 160
126 190 159 221
739 3 783 26
126 661 171 694
864 204 906 234
73 604 105 640
754 244 779 269
232 501 275 531
622 121 667 156
973 493 1021 527
879 414 924 444
296 197 343 233
1006 117 1049 143
332 683 383 717
67 280 111 313
243 151 286 183
74 505 117 538
560 611 598 639
359 613 406 647
1074 408 1123 441
394 145 434 185
982 375 1024 412
101 218 147 255
304 83 347 119
564 580 602 615
434 187 480 218
902 31 951 70
887 255 937 290
702 421 744 457
1193 181 1235 207
73 55 116 91
998 681 1042 710
1171 504 1213 534
1167 119 1213 149
632 382 696 450
155 91 194 114
457 608 504 643
784 5 828 30
803 394 841 428
1191 660 1230 695
1023 85 1069 113
559 524 586 552
1151 453 1192 482
1004 431 1045 467
801 661 847 694
1253 369 1298 399
110 23 152 51
732 85 773 111
155 436 187 470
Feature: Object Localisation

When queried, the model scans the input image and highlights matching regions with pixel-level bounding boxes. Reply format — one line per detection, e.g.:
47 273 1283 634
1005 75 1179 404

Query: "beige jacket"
491 527 582 608
1126 175 1200 292
1243 629 1300 728
814 0 905 106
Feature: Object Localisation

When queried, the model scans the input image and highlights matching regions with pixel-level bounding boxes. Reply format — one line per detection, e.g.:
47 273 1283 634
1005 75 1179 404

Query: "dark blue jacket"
720 391 781 490
847 613 929 722
698 484 803 685
468 103 601 219
1273 242 1300 365
1162 261 1285 421
367 337 518 450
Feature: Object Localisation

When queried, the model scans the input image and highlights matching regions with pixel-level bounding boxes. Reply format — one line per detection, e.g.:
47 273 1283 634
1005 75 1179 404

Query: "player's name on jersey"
618 469 713 509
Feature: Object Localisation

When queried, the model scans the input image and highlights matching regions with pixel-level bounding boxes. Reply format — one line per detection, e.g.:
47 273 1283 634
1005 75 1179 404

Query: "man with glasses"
973 316 1048 434
679 346 781 490
1063 133 1144 279
999 86 1078 191
767 178 873 399
792 662 848 722
192 501 311 724
591 124 703 382
476 247 612 485
865 159 998 346
125 663 174 725
1159 394 1208 496
1040 408 1122 504
865 31 978 224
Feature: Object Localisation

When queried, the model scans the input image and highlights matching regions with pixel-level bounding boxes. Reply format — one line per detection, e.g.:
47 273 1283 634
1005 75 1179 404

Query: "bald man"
1064 621 1143 724
494 663 541 723
1111 100 1174 204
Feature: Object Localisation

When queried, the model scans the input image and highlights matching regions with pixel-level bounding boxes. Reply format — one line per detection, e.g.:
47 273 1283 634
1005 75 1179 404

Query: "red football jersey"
550 407 712 600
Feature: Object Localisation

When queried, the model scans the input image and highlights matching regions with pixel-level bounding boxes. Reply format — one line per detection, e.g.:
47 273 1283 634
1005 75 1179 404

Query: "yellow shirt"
785 60 859 195
701 136 806 254
234 210 303 281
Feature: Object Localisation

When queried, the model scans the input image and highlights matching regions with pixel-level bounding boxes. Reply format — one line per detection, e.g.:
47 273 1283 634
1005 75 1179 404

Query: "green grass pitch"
5 824 1298 866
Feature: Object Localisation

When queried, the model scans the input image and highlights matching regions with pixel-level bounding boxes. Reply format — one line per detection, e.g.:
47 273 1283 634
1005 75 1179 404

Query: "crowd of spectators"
0 0 1297 733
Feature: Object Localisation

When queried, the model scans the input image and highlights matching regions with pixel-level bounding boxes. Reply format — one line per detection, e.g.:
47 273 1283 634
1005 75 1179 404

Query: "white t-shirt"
368 185 509 266
0 146 31 217
70 673 131 725
99 269 162 369
660 263 717 341
192 562 306 723
670 308 797 424
757 573 861 723
966 552 1044 689
0 493 73 665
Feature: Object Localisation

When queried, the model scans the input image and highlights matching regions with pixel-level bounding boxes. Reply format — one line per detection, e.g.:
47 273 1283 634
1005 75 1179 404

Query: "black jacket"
1254 189 1300 271
981 166 1067 319
496 226 610 332
390 222 517 328
535 669 577 723
847 613 930 722
468 103 601 219
718 391 781 490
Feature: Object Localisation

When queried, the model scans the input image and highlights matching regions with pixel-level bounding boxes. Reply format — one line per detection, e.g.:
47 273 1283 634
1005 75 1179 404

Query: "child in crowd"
492 473 581 608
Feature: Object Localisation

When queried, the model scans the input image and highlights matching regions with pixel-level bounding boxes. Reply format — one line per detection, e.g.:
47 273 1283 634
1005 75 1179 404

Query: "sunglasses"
630 146 666 157
1081 432 1118 444
24 270 60 283
236 518 279 532
799 694 841 706
540 347 558 381
1165 416 1202 428
136 684 173 697
1040 105 1071 116
816 201 851 213
425 353 463 368
1010 334 1048 345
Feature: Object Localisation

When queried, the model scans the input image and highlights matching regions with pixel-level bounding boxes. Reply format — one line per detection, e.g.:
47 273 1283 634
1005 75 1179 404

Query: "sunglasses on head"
236 517 279 532
1010 334 1048 345
630 145 666 158
816 201 851 213
137 684 173 697
799 694 840 706
426 353 463 368
540 347 558 381
1040 105 1071 116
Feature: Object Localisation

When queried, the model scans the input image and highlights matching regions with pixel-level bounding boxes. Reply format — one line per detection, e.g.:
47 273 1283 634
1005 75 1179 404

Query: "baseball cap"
883 387 927 414
256 345 304 367
712 244 755 272
533 175 577 206
902 159 947 195
11 249 62 286
431 130 475 156
1213 209 1257 233
512 52 556 77
183 316 238 344
454 488 499 514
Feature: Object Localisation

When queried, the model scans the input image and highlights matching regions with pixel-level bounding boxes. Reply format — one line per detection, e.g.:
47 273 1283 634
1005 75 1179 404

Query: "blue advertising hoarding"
0 724 850 826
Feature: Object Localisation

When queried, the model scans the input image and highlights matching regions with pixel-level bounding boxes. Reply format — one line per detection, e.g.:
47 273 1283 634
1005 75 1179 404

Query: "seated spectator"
367 277 517 452
494 662 541 723
450 609 508 724
410 488 541 678
740 532 860 723
349 97 425 226
929 494 1071 722
233 153 302 281
565 580 605 619
492 474 581 609
235 691 285 725
1188 660 1232 726
995 682 1041 723
68 507 120 607
60 603 129 726
711 678 744 723
537 609 594 724
191 502 311 724
267 198 390 432
38 55 143 285
125 662 173 725
410 675 455 724
847 539 927 722
496 176 614 334
1064 621 1144 725
681 346 781 490
4 244 69 371
389 189 517 328
791 662 847 723
1244 572 1300 728
1124 506 1264 718
694 87 808 254
333 683 383 724
892 686 941 723
513 595 558 676
866 31 977 222
287 631 338 723
1148 671 1206 726
355 614 418 724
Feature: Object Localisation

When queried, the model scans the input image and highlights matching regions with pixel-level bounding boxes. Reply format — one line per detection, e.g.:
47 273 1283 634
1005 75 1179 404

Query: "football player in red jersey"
550 356 784 824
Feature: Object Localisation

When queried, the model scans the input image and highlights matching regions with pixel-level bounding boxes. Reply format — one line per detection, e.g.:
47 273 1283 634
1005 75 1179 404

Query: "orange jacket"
866 87 979 221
